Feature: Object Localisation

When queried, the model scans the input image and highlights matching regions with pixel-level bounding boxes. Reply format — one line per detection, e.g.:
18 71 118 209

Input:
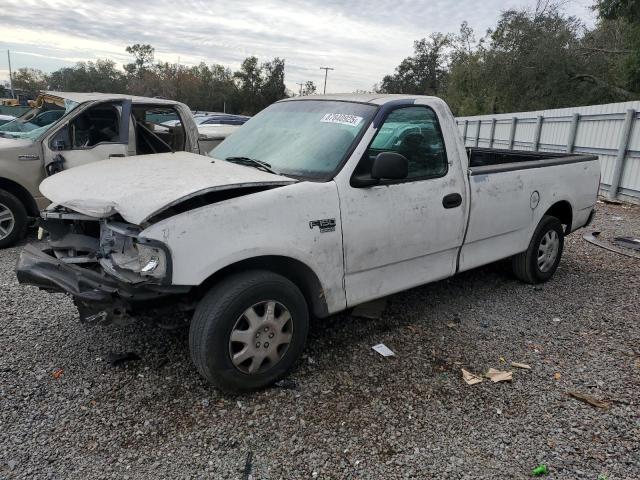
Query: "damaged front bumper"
16 243 189 325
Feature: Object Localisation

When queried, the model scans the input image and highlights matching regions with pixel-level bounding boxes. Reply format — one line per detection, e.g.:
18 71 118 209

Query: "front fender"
141 181 346 314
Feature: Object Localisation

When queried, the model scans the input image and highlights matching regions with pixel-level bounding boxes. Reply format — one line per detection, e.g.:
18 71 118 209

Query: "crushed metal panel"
39 152 295 225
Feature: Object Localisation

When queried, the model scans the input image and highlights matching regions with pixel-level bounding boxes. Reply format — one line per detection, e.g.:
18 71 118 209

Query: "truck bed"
467 147 597 173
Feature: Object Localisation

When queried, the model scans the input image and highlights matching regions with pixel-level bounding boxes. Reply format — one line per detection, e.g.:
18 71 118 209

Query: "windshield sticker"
320 113 363 127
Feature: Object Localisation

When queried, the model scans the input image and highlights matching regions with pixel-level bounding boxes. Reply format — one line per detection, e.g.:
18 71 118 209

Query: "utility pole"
7 50 15 99
319 66 334 94
296 82 304 96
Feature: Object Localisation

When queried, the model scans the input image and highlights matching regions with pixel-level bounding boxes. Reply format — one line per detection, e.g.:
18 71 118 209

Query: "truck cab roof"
279 93 442 106
41 91 184 106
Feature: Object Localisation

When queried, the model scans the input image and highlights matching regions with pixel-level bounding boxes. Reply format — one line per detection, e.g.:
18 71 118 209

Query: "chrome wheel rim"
228 300 293 374
0 203 15 241
538 230 559 272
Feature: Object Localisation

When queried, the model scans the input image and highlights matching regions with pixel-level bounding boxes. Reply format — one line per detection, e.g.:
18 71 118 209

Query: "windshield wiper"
225 156 279 175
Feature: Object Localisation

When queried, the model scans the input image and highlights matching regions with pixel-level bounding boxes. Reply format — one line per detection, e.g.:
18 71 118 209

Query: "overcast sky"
0 0 596 93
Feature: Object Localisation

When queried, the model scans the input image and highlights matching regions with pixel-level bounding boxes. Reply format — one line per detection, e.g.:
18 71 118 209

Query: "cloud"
0 0 596 92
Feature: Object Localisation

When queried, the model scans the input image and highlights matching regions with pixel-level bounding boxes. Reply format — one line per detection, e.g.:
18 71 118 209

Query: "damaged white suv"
17 94 599 392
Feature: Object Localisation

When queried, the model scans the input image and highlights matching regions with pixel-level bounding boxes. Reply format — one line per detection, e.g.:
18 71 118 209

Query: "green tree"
48 60 127 93
379 33 452 95
302 81 317 96
124 44 155 77
11 68 47 93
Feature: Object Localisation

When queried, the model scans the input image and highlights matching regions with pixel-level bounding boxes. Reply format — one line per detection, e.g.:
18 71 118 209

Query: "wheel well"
0 178 39 217
544 200 572 233
197 256 329 318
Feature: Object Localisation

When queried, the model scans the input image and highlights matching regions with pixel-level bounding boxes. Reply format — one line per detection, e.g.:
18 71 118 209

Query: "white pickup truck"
16 94 599 392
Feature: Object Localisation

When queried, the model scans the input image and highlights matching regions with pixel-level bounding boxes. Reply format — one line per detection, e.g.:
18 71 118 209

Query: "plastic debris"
372 343 395 357
511 362 531 369
106 351 141 366
568 391 610 409
352 298 387 319
486 368 512 383
613 236 640 251
532 464 549 476
583 231 640 259
274 378 298 390
461 369 484 385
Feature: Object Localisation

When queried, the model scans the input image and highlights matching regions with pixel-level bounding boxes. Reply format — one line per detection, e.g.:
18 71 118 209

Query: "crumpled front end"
15 207 189 325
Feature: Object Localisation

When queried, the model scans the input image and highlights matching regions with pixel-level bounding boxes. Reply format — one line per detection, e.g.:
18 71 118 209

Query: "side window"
367 106 448 180
69 104 120 148
132 107 186 154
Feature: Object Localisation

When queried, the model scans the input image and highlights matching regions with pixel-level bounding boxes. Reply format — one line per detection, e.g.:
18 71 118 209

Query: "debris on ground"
486 368 512 383
461 369 484 385
106 351 141 366
568 391 610 409
352 298 387 319
511 362 531 369
531 464 549 476
273 379 298 390
372 343 395 357
613 236 640 251
554 372 562 380
52 368 64 380
583 231 640 259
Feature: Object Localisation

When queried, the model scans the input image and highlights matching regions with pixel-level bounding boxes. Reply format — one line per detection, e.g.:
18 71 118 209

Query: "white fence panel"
457 101 640 203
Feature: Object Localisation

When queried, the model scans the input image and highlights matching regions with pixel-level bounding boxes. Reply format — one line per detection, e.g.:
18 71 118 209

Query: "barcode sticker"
320 113 363 127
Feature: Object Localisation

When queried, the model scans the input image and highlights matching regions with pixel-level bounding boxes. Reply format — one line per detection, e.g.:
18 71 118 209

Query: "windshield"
0 98 78 141
210 100 377 179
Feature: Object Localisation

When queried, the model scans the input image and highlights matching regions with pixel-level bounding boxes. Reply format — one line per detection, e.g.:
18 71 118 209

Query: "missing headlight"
99 221 169 283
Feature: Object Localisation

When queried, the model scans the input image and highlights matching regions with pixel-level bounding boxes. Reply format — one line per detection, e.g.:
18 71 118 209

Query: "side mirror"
52 139 67 151
50 126 69 151
351 152 409 188
371 152 408 180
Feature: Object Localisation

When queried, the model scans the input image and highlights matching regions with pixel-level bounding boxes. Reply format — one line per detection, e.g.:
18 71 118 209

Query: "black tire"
189 270 309 392
0 189 28 249
512 215 564 284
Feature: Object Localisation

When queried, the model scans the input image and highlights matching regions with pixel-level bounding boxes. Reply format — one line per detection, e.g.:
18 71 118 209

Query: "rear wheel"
512 215 564 284
189 270 309 392
0 189 28 249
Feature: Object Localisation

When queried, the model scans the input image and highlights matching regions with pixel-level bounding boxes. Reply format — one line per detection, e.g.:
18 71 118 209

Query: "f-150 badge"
309 218 336 233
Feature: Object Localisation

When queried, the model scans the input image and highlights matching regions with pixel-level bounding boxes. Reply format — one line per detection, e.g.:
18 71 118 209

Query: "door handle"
18 154 40 161
442 193 462 209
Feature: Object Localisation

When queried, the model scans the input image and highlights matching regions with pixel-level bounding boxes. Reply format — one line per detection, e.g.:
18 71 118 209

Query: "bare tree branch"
572 74 637 99
580 46 632 54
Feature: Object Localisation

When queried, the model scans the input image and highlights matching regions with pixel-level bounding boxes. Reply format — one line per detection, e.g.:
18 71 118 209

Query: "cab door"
43 100 131 174
336 104 467 307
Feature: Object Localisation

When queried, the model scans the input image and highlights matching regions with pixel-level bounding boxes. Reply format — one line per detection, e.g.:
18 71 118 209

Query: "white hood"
39 152 294 224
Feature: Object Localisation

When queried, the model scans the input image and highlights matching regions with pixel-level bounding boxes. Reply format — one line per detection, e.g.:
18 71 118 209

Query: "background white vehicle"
17 94 600 392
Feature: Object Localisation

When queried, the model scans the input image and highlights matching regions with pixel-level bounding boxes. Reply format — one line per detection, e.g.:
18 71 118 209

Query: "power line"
319 67 334 94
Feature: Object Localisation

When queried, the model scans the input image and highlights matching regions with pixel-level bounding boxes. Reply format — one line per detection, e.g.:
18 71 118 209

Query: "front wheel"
0 189 28 249
189 270 309 392
512 215 564 284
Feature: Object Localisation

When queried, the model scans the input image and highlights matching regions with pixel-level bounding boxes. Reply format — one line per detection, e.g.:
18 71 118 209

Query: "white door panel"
336 103 467 307
60 143 128 169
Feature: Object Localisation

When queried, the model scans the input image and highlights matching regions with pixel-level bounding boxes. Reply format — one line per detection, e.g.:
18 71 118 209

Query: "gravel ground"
1 202 639 480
